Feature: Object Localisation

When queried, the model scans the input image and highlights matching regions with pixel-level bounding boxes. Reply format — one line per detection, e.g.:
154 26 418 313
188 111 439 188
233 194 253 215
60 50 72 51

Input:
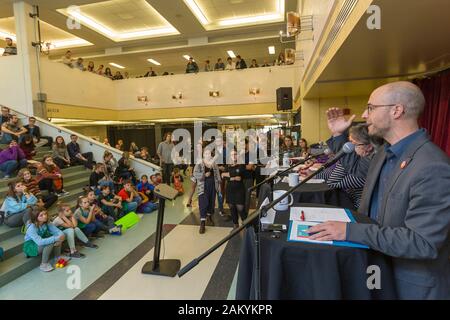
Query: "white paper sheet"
288 220 333 244
289 207 351 222
281 177 325 184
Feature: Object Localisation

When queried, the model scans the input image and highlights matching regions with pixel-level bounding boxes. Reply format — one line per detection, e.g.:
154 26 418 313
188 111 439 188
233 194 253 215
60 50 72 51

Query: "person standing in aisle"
157 132 174 184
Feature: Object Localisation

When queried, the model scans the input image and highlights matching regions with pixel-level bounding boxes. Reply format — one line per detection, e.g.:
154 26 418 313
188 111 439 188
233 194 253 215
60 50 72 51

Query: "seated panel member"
307 81 450 300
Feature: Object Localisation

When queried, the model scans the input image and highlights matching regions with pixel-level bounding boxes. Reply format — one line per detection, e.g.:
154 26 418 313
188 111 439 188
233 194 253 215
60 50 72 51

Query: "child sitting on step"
23 207 67 272
85 190 121 233
52 204 98 257
98 185 123 220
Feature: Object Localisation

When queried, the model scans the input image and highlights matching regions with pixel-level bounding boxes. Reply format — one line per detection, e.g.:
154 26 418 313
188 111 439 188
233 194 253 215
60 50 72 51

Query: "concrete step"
0 252 40 288
0 169 90 196
1 233 24 260
0 225 21 242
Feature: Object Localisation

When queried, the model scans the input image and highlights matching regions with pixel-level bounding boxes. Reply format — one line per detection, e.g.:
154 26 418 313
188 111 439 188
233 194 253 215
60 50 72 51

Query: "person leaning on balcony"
214 58 225 71
225 57 235 70
97 64 104 75
204 60 212 72
186 57 199 73
235 55 247 70
2 37 17 56
144 67 157 77
62 50 74 67
87 61 95 72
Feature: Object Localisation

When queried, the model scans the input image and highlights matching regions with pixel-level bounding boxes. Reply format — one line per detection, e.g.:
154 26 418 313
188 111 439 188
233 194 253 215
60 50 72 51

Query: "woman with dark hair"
52 136 71 168
87 61 95 72
299 138 311 158
36 155 68 196
2 180 38 227
221 149 247 229
19 134 36 160
104 67 113 79
280 135 299 158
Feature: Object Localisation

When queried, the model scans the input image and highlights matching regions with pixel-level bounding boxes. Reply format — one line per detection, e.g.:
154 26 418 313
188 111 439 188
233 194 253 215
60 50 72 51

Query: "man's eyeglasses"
366 103 396 114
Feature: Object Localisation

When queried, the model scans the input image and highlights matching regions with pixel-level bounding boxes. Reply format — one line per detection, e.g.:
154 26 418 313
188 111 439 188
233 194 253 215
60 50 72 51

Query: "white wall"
37 58 301 110
115 65 300 109
40 58 116 109
0 56 28 112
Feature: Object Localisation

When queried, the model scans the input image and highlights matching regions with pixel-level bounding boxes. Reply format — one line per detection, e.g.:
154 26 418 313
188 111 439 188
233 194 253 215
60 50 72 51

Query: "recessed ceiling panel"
185 0 285 30
0 17 92 49
57 0 180 42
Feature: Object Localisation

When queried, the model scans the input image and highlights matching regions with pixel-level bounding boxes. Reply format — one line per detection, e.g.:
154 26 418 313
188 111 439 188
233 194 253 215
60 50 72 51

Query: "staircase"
0 145 91 288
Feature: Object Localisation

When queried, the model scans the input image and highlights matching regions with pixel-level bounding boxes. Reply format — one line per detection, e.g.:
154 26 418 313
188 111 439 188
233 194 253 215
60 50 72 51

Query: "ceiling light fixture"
147 58 161 66
183 55 191 60
227 50 236 58
109 62 125 69
219 13 281 26
183 0 209 25
268 46 276 55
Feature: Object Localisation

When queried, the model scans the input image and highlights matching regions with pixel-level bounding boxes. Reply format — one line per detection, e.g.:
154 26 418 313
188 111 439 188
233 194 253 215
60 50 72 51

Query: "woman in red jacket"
36 155 69 196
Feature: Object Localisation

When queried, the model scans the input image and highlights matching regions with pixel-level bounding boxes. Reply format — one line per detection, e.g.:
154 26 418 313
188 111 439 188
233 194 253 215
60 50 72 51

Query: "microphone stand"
178 158 335 299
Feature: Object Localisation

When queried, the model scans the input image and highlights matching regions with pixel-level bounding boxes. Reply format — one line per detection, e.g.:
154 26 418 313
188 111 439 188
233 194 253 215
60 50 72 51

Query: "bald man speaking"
308 81 450 299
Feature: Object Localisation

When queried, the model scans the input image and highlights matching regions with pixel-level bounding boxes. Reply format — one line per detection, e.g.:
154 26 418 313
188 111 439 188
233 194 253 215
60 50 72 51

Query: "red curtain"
414 69 450 155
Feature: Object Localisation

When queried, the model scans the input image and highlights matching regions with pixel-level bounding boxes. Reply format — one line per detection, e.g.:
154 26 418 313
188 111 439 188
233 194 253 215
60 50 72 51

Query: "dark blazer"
347 131 450 299
24 125 41 139
236 59 247 69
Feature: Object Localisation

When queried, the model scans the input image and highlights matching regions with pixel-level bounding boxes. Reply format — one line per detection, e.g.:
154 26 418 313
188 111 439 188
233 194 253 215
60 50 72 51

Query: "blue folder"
287 209 369 249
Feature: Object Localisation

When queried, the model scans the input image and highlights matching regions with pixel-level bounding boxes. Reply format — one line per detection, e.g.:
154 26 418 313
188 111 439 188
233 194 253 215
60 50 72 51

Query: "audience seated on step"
98 185 123 221
0 140 28 179
18 168 57 210
74 196 120 239
89 163 115 194
115 139 124 151
102 150 117 182
135 174 158 213
115 151 137 184
135 147 151 162
24 116 53 148
235 55 247 69
85 189 121 235
36 155 69 197
19 134 36 161
1 114 27 144
67 134 94 169
129 141 139 155
0 105 11 126
117 180 142 215
23 207 66 272
52 204 96 258
150 172 162 186
1 180 38 227
52 135 71 169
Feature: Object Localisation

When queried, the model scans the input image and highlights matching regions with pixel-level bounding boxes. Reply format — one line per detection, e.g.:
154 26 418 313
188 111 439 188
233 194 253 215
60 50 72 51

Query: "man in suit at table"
308 81 450 299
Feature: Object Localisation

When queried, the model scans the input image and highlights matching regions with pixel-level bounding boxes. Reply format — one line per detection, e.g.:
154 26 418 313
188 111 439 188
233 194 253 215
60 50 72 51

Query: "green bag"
114 212 140 232
23 240 39 257
22 224 53 257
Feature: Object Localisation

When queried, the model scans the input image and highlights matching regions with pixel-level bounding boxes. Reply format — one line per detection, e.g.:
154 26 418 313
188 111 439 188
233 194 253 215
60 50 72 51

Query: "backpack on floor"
114 211 140 232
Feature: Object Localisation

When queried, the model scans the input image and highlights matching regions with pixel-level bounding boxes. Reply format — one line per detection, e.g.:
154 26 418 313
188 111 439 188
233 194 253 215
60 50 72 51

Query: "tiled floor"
0 181 242 300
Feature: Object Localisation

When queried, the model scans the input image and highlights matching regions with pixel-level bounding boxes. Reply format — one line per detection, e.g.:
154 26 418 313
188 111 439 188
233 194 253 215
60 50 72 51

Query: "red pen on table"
301 210 305 221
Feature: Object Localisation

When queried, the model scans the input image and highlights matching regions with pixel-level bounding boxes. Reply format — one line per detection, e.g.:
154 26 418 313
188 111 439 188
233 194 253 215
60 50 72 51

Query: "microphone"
322 142 355 168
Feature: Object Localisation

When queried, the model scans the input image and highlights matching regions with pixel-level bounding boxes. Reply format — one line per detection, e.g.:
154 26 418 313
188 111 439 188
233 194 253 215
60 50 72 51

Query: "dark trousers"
162 163 174 184
53 157 69 169
243 178 254 215
41 193 58 209
38 178 56 193
198 177 216 220
229 204 247 225
71 152 94 169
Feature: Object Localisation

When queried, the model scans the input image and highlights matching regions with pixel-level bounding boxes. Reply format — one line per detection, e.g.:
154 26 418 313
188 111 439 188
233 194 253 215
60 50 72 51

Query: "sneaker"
199 220 206 234
57 190 70 196
84 241 99 249
109 226 122 236
69 251 85 259
39 263 54 272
